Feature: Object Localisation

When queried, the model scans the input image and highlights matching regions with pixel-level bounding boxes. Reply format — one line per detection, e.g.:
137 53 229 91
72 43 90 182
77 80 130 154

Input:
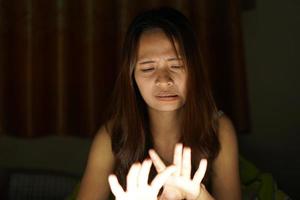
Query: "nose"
155 68 173 88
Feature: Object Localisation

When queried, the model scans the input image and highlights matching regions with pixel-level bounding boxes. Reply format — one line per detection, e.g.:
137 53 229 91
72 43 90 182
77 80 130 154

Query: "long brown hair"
106 7 220 188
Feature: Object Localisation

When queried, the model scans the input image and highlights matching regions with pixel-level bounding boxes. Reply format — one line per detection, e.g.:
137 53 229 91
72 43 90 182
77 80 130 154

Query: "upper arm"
77 125 115 200
211 115 241 200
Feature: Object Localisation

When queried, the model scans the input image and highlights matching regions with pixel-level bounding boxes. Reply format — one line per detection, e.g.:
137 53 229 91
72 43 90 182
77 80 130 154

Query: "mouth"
155 94 179 101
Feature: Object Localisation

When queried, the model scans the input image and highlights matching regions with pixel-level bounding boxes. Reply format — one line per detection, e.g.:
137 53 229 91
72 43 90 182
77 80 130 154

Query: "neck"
148 108 182 144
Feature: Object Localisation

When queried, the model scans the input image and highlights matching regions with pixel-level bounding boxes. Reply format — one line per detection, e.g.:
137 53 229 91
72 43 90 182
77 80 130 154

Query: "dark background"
0 0 299 199
238 0 300 198
0 0 249 137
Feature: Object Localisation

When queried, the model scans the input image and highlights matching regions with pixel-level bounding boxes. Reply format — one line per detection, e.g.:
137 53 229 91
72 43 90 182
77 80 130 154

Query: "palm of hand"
161 176 199 200
108 160 176 200
116 187 158 200
149 144 207 200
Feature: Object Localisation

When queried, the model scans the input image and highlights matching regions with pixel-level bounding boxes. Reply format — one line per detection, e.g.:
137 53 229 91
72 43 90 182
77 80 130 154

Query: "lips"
155 92 178 97
157 94 178 97
155 92 179 101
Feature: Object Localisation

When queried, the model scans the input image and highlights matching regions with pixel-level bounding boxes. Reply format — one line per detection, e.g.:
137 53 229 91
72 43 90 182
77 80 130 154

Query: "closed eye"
141 67 155 72
171 65 183 69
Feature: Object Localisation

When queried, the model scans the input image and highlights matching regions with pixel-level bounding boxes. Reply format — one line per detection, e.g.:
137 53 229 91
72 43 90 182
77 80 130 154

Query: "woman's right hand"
108 159 176 200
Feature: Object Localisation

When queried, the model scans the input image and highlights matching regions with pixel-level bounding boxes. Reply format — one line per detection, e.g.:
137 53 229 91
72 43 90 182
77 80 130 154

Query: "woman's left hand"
149 143 210 200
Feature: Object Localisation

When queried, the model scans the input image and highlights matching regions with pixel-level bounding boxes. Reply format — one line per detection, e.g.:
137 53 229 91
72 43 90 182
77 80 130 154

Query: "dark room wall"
239 0 300 198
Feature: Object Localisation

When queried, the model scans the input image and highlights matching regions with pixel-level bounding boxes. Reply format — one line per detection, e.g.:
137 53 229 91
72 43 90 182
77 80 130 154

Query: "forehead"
137 28 181 60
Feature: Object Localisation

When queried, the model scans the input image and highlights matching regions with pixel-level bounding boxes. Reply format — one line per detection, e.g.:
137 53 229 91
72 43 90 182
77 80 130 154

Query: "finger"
108 174 125 198
151 165 177 193
127 163 141 192
181 147 191 179
149 149 166 173
138 159 152 187
193 159 207 185
173 143 183 176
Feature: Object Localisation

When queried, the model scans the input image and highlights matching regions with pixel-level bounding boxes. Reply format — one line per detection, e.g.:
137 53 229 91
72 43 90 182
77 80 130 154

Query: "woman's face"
134 29 187 112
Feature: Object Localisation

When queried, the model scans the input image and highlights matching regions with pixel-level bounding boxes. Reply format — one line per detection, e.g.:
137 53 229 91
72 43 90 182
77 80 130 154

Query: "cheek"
176 74 187 92
183 76 187 91
134 76 152 96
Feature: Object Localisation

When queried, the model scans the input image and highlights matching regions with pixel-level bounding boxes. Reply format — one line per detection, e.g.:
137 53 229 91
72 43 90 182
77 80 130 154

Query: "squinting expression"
134 29 187 112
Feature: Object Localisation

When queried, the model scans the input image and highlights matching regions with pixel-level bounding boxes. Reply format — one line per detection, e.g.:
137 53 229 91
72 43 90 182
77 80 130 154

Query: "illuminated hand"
108 159 176 200
149 143 208 200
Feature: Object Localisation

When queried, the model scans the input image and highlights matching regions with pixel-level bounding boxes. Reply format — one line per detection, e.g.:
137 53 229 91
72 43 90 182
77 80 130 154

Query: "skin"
134 29 186 165
108 160 176 200
134 28 187 114
149 144 211 200
77 29 241 200
109 145 208 200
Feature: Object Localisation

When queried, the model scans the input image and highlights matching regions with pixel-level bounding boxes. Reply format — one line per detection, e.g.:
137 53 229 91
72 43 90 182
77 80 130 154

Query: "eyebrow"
138 57 182 64
138 60 156 65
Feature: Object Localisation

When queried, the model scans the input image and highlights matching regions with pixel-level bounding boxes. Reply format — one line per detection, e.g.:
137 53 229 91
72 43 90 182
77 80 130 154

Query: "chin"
149 103 184 112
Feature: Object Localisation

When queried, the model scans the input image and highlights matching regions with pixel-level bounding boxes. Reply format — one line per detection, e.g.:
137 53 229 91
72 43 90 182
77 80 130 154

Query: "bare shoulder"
86 123 114 168
77 124 115 200
91 123 114 156
213 114 239 174
211 114 241 200
217 114 238 145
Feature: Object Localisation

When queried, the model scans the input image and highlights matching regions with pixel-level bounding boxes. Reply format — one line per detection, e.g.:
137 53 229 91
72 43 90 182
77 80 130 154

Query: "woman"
78 7 241 200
